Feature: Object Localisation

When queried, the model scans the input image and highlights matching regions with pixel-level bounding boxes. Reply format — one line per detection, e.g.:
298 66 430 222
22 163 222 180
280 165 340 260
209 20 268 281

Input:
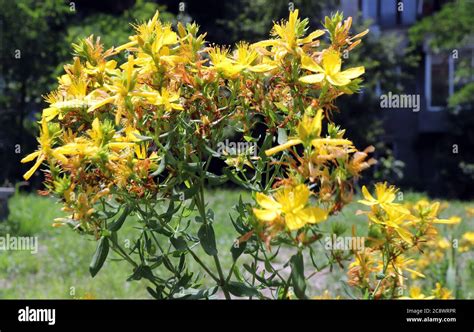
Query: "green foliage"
409 0 474 197
409 0 474 107
218 0 336 44
65 0 174 50
0 193 65 236
1 191 473 299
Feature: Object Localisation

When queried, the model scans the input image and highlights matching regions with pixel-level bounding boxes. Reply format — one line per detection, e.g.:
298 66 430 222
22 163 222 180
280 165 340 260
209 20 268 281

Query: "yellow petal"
108 142 135 151
251 39 277 49
52 151 68 164
87 96 115 113
253 208 279 222
360 186 376 204
256 192 281 210
298 206 328 224
249 64 276 72
322 50 341 76
265 139 302 156
23 154 45 180
298 29 325 44
326 73 351 86
395 227 413 244
299 74 325 84
292 184 310 208
114 40 138 52
285 213 306 231
300 53 324 73
42 107 60 121
339 66 365 80
55 143 85 155
433 218 461 225
404 267 425 279
21 150 40 163
311 138 352 147
171 103 184 111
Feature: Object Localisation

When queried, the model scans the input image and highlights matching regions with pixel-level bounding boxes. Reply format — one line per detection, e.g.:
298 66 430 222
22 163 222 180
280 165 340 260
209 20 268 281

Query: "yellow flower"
432 283 453 299
265 109 322 156
253 10 324 54
21 118 68 180
299 49 364 86
412 200 461 224
392 256 426 280
208 47 240 78
234 43 276 73
437 237 451 250
359 182 410 215
462 232 474 246
253 184 328 231
465 207 474 217
265 108 353 156
401 286 434 299
297 109 324 142
134 87 183 112
382 209 415 244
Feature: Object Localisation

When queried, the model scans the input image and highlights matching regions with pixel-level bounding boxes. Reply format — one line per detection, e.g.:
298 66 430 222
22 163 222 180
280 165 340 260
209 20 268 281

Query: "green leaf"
150 155 166 177
226 281 259 298
107 205 130 232
170 235 187 251
290 252 306 299
230 240 246 262
274 101 289 114
127 264 154 281
175 286 219 299
146 286 163 299
197 224 218 256
89 236 109 278
205 171 228 185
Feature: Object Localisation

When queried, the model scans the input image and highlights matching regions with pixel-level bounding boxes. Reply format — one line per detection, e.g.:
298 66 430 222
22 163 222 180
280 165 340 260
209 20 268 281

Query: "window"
360 0 419 27
425 52 454 111
401 0 417 25
378 0 397 27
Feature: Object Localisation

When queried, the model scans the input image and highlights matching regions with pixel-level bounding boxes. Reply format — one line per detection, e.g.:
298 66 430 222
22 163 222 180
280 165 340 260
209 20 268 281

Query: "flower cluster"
23 10 465 299
348 186 469 299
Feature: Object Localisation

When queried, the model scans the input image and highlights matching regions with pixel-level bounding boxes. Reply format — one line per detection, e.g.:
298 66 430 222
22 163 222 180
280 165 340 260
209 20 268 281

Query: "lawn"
0 190 473 299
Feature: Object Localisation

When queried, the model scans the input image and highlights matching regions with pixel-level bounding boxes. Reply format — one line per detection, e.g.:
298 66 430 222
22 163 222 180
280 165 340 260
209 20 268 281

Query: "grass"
0 190 472 299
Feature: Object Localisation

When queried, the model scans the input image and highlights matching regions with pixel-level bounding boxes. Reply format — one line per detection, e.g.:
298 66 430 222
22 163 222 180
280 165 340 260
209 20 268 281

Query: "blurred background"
0 0 473 299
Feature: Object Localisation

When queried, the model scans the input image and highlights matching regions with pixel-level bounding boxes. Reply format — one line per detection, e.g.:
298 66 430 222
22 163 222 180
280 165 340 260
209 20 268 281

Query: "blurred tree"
0 0 174 186
409 0 474 198
217 0 337 44
65 0 174 50
0 0 72 185
410 0 473 108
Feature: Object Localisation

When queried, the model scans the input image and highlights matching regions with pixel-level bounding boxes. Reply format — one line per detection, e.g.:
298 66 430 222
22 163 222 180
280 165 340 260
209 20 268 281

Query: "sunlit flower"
432 283 453 299
21 118 69 180
359 182 410 215
299 49 364 86
253 184 328 231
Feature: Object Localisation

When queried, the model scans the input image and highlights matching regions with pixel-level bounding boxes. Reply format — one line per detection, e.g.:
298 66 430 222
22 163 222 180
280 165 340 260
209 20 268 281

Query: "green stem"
194 168 231 299
213 254 231 299
110 237 138 268
187 247 220 283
